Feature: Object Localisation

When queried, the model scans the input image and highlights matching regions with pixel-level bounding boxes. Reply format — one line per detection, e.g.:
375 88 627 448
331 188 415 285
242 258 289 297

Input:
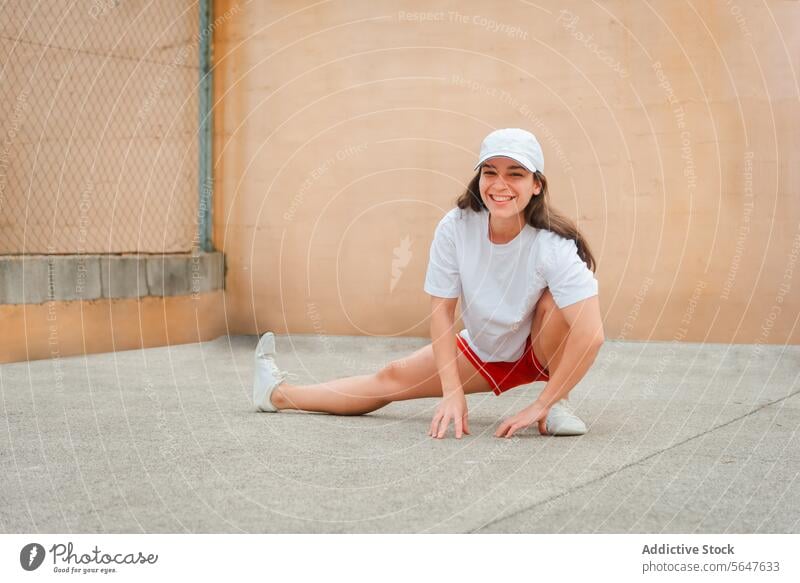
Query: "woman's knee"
534 288 567 330
375 347 443 401
375 341 492 400
375 357 422 399
375 360 405 389
535 287 557 315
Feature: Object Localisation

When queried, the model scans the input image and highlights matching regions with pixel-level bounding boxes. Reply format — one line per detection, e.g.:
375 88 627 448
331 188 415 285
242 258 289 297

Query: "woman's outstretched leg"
270 373 392 415
269 340 492 415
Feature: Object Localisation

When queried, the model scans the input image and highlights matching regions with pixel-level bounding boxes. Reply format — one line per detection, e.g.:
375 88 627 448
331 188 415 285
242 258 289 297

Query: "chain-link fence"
0 1 204 255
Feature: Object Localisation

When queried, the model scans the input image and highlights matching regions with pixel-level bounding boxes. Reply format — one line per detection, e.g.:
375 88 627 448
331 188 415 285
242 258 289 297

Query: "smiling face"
479 156 542 216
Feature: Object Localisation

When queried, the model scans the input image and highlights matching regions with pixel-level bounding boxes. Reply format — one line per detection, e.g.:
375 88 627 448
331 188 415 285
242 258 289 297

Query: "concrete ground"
1 334 798 533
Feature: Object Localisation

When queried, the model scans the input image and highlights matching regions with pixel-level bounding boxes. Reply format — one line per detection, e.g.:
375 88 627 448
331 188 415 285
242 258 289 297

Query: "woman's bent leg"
530 288 570 372
270 337 492 415
529 288 591 435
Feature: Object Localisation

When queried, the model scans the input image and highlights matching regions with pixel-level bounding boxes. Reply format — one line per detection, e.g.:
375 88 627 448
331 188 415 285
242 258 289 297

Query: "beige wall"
213 0 799 345
0 292 227 364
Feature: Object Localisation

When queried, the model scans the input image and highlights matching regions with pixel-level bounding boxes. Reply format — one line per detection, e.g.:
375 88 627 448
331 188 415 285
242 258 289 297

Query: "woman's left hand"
494 401 550 438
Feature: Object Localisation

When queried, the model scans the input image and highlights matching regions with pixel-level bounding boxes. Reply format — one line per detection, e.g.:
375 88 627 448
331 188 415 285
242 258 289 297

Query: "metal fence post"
199 0 213 252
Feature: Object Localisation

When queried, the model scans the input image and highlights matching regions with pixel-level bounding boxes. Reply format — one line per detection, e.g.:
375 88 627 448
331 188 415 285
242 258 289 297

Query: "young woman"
253 128 604 439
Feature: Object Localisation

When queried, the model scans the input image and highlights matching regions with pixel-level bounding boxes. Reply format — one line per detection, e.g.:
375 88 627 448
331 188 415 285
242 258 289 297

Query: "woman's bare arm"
430 296 462 395
428 295 470 438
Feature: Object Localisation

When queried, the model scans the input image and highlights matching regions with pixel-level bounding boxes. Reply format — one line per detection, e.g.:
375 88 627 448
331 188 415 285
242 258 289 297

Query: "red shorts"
456 333 550 396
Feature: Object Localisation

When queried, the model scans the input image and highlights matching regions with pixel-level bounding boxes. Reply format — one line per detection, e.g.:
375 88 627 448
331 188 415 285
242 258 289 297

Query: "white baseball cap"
473 128 544 174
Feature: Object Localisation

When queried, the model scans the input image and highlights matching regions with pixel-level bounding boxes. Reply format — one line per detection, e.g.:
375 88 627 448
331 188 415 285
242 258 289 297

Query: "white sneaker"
253 332 297 412
545 399 587 436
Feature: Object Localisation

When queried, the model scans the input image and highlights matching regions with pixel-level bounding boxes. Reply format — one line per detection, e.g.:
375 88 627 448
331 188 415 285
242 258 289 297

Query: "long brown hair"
455 169 597 272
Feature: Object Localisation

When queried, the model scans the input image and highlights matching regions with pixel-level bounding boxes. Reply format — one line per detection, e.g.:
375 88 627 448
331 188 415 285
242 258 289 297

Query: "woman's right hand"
428 389 470 439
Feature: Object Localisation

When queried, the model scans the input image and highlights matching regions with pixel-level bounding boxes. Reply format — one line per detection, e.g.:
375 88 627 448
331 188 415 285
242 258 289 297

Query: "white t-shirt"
424 207 598 362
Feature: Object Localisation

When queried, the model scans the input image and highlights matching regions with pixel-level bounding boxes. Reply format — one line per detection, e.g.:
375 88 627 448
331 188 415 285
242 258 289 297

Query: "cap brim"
473 152 537 173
